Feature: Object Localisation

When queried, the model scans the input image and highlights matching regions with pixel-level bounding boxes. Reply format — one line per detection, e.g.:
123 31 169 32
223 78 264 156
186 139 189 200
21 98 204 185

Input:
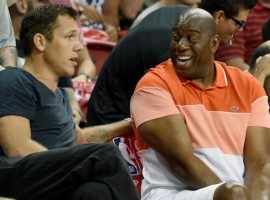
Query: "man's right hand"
251 54 270 85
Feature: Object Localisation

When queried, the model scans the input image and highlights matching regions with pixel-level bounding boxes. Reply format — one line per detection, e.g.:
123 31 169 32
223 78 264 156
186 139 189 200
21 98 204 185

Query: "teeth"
177 56 191 63
178 56 191 59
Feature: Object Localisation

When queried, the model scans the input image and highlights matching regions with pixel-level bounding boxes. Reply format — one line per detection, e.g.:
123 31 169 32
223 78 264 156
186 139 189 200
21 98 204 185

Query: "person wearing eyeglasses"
215 0 270 71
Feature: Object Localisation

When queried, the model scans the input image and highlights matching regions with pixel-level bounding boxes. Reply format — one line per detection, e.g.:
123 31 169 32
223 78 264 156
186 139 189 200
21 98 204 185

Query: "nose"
75 40 83 52
176 38 189 51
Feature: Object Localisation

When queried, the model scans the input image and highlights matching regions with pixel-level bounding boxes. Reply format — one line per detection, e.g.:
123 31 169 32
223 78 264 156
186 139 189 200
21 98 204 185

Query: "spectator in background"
131 8 270 200
0 0 17 68
102 0 144 30
249 41 270 102
0 4 139 199
87 0 256 126
131 0 198 28
74 0 119 42
215 0 270 71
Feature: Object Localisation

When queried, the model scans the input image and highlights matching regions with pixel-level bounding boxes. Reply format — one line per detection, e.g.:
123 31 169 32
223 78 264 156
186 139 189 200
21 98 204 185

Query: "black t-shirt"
86 5 189 125
0 68 76 155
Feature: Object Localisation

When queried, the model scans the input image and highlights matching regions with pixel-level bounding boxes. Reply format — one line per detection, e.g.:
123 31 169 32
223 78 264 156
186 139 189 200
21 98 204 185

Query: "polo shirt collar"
176 61 228 88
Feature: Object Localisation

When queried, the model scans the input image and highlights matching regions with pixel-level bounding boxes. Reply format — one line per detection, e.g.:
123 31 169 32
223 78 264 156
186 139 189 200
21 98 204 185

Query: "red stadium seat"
86 39 115 75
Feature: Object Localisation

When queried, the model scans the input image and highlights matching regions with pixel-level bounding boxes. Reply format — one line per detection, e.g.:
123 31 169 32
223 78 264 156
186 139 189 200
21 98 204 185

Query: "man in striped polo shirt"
131 8 270 200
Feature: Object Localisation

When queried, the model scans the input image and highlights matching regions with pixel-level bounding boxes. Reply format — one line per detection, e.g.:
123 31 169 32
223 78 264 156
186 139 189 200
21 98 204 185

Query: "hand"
72 109 82 125
251 54 270 85
72 74 90 82
77 3 104 24
104 23 118 43
254 54 270 76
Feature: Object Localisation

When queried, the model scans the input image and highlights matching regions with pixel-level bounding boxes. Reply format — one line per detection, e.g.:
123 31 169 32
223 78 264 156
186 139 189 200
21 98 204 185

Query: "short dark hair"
262 19 270 42
200 0 256 16
20 3 79 56
250 42 270 71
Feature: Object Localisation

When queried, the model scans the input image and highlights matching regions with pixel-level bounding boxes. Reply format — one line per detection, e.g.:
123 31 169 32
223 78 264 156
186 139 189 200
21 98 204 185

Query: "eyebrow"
173 25 201 33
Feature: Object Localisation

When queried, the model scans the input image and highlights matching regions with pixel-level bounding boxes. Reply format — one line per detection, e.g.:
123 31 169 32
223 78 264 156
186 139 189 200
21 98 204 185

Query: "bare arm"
225 57 249 71
138 114 221 189
72 47 96 82
82 119 132 143
244 126 270 200
103 0 121 27
0 116 47 157
120 0 144 20
0 46 17 68
75 2 104 24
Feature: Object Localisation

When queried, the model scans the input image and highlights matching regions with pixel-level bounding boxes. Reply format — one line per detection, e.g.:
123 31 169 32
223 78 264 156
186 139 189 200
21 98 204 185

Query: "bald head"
174 8 217 37
169 8 220 80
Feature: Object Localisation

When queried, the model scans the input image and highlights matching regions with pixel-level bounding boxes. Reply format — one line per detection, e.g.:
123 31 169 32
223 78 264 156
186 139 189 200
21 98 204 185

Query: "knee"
71 182 113 200
214 182 249 200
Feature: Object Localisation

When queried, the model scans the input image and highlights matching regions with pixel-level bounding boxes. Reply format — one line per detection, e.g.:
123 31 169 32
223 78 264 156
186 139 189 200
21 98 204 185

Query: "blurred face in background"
216 7 249 45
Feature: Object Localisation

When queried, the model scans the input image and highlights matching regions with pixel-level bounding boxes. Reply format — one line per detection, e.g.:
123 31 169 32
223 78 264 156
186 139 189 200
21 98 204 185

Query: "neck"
24 56 59 92
192 64 216 89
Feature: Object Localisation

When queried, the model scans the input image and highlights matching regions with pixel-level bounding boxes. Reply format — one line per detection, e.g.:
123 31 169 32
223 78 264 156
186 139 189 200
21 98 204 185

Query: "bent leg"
71 182 113 200
0 144 139 200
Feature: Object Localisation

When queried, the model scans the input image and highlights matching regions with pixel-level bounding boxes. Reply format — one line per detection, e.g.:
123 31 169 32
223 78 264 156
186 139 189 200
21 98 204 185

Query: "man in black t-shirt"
0 4 139 200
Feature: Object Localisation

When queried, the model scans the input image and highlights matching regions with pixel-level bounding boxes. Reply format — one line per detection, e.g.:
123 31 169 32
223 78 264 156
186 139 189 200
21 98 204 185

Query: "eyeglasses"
226 14 246 29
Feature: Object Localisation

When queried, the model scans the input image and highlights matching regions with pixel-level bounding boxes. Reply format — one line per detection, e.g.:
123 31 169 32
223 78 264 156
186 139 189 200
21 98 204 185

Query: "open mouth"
177 56 192 64
70 57 78 66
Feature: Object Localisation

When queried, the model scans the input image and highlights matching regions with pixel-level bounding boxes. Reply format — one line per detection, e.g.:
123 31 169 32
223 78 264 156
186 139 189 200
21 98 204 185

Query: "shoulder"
135 59 176 92
0 67 33 85
0 67 40 96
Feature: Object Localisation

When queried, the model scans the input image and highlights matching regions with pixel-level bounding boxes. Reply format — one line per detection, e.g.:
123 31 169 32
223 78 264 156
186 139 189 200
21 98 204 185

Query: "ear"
33 33 47 53
211 35 220 54
16 0 28 14
212 10 226 25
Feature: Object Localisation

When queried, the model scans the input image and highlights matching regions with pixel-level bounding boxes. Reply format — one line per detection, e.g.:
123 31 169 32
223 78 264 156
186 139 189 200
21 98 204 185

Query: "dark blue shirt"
0 68 76 155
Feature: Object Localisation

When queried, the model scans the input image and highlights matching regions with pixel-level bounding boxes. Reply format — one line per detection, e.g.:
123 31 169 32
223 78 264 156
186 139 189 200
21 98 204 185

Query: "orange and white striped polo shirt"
131 59 270 196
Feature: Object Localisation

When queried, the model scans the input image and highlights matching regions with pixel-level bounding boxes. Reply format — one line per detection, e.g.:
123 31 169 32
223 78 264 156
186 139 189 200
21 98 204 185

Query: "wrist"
124 117 133 129
74 109 83 118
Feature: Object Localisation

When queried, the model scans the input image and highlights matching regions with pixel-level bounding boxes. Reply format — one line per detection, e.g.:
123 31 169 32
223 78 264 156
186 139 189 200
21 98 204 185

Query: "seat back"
86 40 115 75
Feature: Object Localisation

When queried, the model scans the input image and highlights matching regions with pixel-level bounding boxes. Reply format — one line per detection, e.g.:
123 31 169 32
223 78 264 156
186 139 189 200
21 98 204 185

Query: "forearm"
120 0 144 20
252 71 267 85
0 46 17 67
245 162 270 200
102 0 120 27
82 119 132 143
4 139 47 157
75 48 96 80
170 154 222 189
